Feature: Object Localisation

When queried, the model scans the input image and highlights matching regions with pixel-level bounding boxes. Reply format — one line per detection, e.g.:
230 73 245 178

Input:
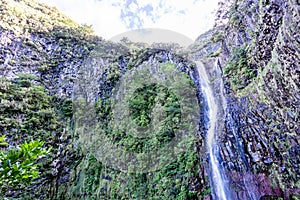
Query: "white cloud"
36 0 219 40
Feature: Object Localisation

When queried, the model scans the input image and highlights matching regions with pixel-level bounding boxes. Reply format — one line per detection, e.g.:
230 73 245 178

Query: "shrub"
0 137 50 194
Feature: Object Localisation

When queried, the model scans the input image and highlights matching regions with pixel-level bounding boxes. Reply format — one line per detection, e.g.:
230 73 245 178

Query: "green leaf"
0 135 8 147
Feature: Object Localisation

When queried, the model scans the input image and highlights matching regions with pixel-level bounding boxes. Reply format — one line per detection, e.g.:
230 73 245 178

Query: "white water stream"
196 61 229 200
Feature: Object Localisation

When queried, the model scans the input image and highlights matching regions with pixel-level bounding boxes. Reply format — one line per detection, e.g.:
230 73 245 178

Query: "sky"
36 0 219 43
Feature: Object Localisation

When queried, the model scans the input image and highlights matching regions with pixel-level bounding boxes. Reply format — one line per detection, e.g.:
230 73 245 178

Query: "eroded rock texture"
206 0 300 199
0 0 299 199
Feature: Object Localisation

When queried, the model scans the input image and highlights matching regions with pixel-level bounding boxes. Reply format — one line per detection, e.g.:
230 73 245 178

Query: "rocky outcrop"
200 0 300 199
0 0 100 198
190 0 299 198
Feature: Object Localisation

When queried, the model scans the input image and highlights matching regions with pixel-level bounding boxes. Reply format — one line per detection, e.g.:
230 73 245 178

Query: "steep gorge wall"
0 1 206 199
200 0 300 198
0 0 122 198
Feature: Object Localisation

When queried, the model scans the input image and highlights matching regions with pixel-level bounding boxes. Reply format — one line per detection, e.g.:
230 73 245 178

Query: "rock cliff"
0 0 299 199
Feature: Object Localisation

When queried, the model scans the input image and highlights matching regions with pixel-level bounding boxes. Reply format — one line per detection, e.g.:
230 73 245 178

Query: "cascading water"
195 60 231 200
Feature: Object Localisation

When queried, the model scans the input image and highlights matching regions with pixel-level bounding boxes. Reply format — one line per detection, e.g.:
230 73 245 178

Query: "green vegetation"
0 74 75 198
0 74 59 143
0 137 50 193
211 31 224 43
120 83 181 152
223 44 257 90
68 149 201 199
0 0 94 36
69 60 205 199
129 84 180 127
0 0 208 197
0 136 8 147
1 0 299 198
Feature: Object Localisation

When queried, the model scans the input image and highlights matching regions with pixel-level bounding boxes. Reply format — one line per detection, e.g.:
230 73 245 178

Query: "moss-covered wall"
0 1 208 199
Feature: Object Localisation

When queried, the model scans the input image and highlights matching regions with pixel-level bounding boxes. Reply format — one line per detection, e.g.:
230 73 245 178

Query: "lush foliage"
223 44 257 90
68 149 201 199
0 0 94 36
0 74 75 198
120 83 181 152
69 60 204 199
0 137 50 193
0 74 59 143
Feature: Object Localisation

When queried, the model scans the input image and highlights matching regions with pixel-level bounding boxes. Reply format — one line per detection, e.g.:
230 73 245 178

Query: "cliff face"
194 0 300 199
0 0 299 199
191 0 299 198
0 0 95 198
214 0 299 198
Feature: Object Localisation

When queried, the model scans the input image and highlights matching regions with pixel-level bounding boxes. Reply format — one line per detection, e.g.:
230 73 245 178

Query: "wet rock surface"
209 0 300 199
191 0 299 198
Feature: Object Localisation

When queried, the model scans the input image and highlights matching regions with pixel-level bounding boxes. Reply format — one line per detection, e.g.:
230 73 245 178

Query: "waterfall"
195 60 231 200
